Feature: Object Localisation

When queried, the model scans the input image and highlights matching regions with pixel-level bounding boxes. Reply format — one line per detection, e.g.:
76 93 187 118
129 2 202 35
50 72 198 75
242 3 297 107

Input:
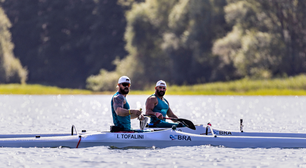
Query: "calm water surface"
0 95 306 167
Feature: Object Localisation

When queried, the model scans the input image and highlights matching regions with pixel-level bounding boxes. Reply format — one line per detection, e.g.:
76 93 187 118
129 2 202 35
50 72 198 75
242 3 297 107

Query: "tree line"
1 0 306 91
1 0 131 88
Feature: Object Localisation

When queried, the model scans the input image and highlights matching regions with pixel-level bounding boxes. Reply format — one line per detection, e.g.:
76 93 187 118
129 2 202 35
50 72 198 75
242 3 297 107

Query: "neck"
118 90 127 97
155 93 163 100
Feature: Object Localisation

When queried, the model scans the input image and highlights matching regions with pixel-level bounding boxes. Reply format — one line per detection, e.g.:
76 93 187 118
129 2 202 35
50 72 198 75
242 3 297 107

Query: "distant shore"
0 84 92 95
1 75 306 95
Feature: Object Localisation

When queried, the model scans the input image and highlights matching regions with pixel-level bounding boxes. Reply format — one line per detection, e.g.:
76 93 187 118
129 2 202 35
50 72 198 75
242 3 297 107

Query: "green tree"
163 0 229 84
265 0 306 76
213 0 306 79
87 0 229 91
0 6 27 84
88 0 177 90
2 0 127 88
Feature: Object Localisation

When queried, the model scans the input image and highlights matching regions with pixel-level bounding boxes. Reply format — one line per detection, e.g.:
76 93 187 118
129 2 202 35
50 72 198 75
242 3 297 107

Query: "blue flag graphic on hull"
170 135 192 141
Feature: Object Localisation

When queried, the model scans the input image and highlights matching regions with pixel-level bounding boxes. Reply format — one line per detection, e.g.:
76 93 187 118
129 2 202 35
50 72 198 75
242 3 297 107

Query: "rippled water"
0 95 306 167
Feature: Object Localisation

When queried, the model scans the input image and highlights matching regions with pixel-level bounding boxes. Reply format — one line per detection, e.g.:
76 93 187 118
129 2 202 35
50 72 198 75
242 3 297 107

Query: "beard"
156 90 165 97
120 87 129 94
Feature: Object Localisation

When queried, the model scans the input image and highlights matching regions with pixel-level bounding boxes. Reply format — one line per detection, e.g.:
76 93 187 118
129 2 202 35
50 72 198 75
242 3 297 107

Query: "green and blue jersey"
111 92 131 131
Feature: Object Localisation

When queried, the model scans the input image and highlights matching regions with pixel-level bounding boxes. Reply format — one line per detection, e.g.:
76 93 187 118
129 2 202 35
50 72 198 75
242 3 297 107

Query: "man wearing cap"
145 80 180 128
111 76 145 131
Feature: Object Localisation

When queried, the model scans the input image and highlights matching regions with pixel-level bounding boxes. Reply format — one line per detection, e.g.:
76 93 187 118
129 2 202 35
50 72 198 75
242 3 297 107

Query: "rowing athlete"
145 80 181 128
111 76 147 132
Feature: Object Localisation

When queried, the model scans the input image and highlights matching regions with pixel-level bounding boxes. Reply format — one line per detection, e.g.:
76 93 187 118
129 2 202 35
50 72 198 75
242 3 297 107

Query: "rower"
145 80 182 128
110 76 146 132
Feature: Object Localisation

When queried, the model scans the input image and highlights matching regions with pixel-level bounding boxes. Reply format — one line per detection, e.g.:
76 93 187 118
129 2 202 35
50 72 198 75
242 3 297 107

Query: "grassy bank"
132 74 306 95
1 75 306 95
0 84 92 95
164 74 306 95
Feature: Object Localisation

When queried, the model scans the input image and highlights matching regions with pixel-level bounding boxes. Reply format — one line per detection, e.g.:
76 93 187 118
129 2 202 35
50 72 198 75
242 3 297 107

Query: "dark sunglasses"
121 83 130 87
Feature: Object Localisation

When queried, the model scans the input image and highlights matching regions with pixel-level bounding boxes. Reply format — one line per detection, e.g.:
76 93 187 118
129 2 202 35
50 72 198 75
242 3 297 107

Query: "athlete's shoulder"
146 94 158 104
113 93 125 100
147 94 157 100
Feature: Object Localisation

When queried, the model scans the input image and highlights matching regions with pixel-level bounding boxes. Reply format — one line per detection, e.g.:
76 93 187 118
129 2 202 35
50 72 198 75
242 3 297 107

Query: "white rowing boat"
151 125 306 138
147 119 306 138
2 125 306 139
1 125 306 149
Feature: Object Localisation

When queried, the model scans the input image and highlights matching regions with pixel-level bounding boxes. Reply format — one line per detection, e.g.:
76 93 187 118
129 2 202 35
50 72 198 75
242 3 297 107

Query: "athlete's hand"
138 114 144 120
137 108 145 120
129 109 142 119
155 112 163 119
133 110 142 117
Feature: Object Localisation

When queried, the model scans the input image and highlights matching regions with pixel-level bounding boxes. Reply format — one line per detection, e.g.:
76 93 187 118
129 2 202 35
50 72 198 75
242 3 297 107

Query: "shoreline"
1 84 306 96
1 74 306 96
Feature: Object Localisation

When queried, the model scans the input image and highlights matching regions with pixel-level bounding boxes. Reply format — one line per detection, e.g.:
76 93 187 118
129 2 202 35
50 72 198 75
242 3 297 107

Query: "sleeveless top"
111 92 131 131
149 94 169 124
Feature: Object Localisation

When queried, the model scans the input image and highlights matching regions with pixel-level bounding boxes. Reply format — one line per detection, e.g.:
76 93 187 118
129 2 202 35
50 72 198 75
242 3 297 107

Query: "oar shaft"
164 117 176 120
144 115 196 130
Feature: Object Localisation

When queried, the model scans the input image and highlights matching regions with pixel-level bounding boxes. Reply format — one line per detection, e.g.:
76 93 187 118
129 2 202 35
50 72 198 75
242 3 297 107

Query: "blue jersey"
111 92 131 131
149 94 169 124
147 94 181 128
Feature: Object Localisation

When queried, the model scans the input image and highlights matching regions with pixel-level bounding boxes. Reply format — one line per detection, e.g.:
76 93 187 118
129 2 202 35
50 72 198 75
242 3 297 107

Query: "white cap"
118 76 131 84
156 80 167 87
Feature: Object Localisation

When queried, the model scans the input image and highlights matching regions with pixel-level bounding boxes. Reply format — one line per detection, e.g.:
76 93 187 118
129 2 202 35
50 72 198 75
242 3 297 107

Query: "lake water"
0 95 306 167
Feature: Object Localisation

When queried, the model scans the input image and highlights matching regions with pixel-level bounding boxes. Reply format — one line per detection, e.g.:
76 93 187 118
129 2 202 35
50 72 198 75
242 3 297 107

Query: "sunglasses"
121 83 130 87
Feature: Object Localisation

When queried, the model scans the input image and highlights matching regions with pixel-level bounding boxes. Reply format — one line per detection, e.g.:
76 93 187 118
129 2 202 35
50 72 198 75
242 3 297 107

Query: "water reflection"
0 95 306 167
0 95 306 134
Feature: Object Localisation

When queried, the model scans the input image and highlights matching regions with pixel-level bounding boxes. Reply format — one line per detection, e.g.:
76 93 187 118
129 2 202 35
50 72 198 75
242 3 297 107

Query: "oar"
166 117 196 130
145 115 196 130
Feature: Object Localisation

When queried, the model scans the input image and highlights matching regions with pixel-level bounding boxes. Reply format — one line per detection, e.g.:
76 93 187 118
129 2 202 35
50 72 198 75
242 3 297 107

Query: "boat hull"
0 136 80 148
2 125 306 139
1 129 306 149
79 130 306 149
152 125 306 138
0 133 71 139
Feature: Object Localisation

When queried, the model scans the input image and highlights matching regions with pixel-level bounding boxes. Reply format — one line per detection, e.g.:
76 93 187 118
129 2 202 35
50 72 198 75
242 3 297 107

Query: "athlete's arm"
113 94 129 116
113 94 141 118
146 96 163 119
167 103 178 120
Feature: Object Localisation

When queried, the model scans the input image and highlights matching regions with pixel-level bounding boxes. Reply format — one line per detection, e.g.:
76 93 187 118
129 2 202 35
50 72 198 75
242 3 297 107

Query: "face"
119 83 130 94
155 86 166 97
